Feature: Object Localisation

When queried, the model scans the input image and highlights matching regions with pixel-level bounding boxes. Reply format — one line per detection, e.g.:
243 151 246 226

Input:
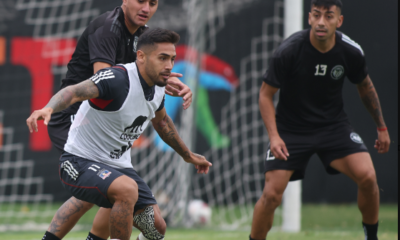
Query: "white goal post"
281 0 303 233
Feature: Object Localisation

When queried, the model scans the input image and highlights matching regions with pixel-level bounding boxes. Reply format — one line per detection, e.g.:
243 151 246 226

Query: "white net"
0 0 286 231
138 0 285 229
189 0 284 229
15 0 100 75
0 0 100 231
0 110 54 231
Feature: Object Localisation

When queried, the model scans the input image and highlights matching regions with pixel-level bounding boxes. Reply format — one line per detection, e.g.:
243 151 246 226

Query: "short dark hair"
311 0 342 11
137 28 180 51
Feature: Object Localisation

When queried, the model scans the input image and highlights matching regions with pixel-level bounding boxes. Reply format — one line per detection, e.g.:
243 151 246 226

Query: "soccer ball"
187 199 212 226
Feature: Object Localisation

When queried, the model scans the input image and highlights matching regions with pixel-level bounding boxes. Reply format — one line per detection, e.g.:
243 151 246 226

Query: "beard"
145 64 169 87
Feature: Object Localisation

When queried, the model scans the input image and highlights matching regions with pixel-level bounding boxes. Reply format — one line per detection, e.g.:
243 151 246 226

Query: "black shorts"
59 152 157 212
264 122 369 181
48 102 81 153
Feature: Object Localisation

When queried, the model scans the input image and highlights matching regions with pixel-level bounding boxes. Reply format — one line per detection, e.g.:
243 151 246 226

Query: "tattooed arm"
356 75 390 153
152 107 212 174
27 79 99 133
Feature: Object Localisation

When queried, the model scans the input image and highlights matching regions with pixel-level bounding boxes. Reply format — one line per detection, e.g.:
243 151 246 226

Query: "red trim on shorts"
59 166 109 201
90 98 114 109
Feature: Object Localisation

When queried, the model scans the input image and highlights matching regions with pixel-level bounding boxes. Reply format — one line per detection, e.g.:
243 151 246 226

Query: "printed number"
88 164 100 172
315 64 327 76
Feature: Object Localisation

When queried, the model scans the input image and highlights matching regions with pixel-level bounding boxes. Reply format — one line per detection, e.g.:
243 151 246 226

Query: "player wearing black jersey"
41 1 193 240
249 1 390 240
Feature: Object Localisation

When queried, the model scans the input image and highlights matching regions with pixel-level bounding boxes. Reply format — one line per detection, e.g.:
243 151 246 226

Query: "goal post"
281 0 303 233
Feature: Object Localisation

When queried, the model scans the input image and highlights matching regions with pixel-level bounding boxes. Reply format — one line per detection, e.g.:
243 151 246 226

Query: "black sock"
249 235 265 240
42 231 60 240
363 221 379 240
86 232 107 240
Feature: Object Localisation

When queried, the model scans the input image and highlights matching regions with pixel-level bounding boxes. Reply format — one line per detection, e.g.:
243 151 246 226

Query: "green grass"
0 204 397 240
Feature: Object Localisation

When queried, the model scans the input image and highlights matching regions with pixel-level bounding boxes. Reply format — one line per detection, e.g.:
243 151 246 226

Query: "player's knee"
358 170 377 190
261 190 282 208
108 176 138 204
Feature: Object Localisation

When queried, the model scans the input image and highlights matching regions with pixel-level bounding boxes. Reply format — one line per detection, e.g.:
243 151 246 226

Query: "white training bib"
64 63 165 169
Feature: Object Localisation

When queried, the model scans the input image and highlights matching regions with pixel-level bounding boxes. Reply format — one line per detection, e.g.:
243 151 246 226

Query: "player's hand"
270 136 289 161
185 153 212 174
26 107 53 133
165 75 193 110
374 129 390 153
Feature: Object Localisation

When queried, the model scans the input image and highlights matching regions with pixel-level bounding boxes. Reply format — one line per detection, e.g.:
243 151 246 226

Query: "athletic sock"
249 235 265 240
363 221 379 240
86 232 107 240
42 231 60 240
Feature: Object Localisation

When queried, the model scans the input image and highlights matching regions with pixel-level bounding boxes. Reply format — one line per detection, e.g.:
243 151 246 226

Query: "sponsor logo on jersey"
331 65 344 80
350 132 363 144
120 115 148 140
266 149 276 161
120 133 140 141
98 169 112 180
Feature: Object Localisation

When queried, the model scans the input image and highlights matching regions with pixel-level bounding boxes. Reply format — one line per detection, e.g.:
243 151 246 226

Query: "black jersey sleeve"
263 52 289 88
88 18 121 66
346 53 368 84
89 67 129 111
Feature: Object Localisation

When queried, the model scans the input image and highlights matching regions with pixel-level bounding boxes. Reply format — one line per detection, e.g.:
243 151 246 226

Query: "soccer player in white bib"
250 1 390 240
27 28 212 240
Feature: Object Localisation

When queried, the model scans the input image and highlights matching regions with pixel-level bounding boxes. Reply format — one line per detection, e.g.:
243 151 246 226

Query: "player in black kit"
41 1 192 240
249 1 390 240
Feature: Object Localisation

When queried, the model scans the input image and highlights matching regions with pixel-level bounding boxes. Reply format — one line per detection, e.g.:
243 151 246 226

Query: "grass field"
0 204 397 240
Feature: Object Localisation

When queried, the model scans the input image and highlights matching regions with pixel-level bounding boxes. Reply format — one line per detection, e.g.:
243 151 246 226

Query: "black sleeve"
88 26 119 66
156 95 165 112
262 51 288 88
90 67 129 100
346 53 368 84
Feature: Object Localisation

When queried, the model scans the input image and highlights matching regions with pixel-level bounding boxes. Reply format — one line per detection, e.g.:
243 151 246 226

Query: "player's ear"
136 50 146 63
308 12 312 25
337 15 344 28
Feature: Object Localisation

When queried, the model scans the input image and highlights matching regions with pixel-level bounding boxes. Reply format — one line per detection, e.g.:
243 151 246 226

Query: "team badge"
98 169 112 180
133 36 139 53
350 132 363 144
331 65 344 80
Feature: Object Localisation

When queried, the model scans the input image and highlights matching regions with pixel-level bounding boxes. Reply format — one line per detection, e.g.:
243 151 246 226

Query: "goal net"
136 0 286 229
0 0 294 232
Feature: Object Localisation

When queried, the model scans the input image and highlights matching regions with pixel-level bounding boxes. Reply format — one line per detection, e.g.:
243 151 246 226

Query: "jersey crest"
331 65 345 80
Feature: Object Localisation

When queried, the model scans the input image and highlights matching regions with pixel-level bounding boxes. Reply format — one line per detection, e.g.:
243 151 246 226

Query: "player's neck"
121 6 140 35
137 65 155 87
309 31 336 53
124 18 140 35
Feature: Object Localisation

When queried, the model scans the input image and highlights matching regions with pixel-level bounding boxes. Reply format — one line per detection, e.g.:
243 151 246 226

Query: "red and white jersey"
64 62 165 169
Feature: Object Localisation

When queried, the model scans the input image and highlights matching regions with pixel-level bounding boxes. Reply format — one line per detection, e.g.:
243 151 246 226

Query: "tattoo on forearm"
48 197 85 234
154 115 190 159
358 78 386 128
45 88 75 113
45 80 98 113
75 80 99 99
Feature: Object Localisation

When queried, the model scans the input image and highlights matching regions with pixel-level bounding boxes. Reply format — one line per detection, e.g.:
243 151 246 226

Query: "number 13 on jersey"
315 64 327 76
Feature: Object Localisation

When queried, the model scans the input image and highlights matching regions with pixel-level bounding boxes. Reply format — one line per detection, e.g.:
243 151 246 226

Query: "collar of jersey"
135 63 155 101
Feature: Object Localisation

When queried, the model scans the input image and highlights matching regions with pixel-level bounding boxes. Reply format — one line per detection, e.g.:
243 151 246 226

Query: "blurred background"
0 0 397 239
